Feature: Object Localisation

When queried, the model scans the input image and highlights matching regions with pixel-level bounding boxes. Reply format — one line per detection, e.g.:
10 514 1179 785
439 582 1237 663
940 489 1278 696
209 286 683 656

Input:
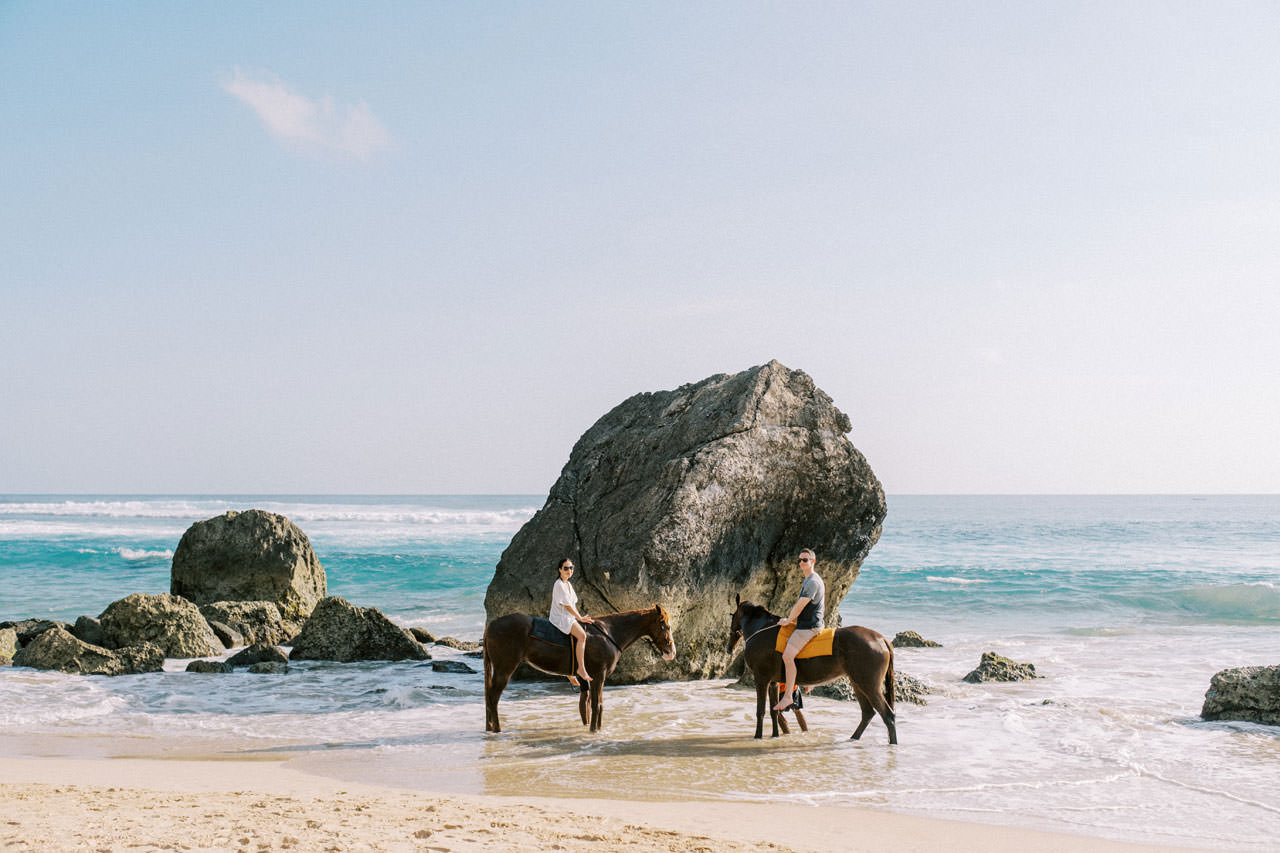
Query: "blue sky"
2 3 1277 494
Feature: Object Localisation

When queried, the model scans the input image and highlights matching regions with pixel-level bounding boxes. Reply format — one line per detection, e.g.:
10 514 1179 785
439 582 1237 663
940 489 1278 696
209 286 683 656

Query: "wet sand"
0 755 1201 852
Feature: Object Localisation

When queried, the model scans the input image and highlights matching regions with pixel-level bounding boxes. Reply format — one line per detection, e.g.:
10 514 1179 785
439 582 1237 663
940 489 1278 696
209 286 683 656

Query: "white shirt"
550 577 578 634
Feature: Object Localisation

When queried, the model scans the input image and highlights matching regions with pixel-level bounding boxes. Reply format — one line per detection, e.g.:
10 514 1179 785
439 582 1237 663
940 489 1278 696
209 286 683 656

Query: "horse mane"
737 599 780 623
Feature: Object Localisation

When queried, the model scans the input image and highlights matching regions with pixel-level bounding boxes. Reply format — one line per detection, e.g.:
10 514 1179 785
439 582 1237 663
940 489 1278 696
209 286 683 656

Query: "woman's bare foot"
567 675 579 687
576 668 592 682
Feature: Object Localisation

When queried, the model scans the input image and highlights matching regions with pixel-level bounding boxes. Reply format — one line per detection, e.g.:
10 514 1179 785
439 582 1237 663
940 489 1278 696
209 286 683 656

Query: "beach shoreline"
0 752 1204 852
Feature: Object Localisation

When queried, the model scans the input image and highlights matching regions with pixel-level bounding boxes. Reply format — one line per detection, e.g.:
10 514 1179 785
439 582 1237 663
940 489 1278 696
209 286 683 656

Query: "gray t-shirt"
797 571 826 630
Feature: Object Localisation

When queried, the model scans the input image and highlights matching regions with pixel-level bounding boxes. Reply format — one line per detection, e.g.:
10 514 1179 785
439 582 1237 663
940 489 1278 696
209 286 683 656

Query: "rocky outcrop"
963 651 1039 683
2 619 71 645
485 361 885 683
171 510 326 623
198 601 295 646
432 660 477 674
433 636 481 652
12 627 164 675
226 643 288 667
810 672 932 706
186 660 233 674
1201 665 1280 726
248 662 288 674
98 593 222 658
892 631 941 648
288 597 429 663
0 627 16 665
72 616 106 647
206 620 243 649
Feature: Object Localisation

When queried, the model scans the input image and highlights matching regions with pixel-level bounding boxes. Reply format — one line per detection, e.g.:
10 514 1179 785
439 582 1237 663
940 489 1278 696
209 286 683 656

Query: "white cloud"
222 68 391 161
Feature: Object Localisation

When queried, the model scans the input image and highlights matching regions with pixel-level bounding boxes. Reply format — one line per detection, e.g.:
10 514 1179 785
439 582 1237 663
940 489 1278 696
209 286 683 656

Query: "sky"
2 2 1278 495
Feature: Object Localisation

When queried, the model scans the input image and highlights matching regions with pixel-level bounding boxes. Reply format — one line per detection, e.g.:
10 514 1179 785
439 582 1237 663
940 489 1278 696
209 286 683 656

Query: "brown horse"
727 595 897 743
483 605 675 733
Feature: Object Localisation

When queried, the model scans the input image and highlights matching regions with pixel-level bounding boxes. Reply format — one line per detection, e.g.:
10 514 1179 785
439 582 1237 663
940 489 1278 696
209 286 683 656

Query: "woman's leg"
570 622 591 681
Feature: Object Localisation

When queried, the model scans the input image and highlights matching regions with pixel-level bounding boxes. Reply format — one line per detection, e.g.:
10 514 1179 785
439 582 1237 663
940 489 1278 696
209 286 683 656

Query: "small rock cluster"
2 510 460 677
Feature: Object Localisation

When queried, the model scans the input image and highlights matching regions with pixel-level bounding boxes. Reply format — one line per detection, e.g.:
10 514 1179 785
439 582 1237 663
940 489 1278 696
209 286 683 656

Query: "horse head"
647 604 676 661
727 594 778 654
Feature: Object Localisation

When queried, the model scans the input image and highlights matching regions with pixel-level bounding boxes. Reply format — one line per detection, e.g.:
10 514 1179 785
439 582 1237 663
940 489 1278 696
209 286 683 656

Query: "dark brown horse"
483 605 675 733
727 595 897 743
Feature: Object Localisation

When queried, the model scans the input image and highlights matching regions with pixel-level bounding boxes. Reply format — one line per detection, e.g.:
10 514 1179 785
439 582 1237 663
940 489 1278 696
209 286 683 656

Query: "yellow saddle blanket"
774 625 835 658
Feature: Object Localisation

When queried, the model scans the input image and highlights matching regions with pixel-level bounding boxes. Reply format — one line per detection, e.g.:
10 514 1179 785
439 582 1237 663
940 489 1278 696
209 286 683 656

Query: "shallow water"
2 494 1278 850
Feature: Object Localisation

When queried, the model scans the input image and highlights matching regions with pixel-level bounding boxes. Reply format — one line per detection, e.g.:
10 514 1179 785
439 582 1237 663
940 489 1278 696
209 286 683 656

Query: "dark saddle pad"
529 616 573 648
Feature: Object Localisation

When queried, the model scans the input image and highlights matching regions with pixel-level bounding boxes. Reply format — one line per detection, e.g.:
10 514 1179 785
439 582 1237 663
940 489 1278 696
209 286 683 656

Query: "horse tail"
883 637 896 711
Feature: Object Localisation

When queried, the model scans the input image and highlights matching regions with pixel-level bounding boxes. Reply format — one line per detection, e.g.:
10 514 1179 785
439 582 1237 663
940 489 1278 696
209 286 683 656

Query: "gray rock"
1201 665 1280 726
0 627 17 665
892 631 941 648
226 643 288 667
485 361 885 683
206 619 243 649
72 616 106 647
963 651 1039 683
4 619 72 645
433 636 481 652
186 660 233 674
288 597 430 663
248 661 289 674
171 510 326 623
12 627 164 675
98 593 222 658
409 627 435 644
198 601 295 646
431 660 477 674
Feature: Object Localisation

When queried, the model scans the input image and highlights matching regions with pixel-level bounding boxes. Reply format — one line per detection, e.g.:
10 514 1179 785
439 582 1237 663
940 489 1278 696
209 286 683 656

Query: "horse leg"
849 687 874 741
753 676 768 739
484 652 514 734
768 681 781 738
850 680 898 745
578 682 589 725
588 678 603 732
793 707 809 732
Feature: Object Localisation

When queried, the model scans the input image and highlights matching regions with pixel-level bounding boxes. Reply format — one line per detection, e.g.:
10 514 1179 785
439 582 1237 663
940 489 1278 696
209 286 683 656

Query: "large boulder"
1201 665 1280 726
12 627 164 675
485 361 885 682
99 593 222 658
198 601 295 646
288 597 429 663
171 510 326 623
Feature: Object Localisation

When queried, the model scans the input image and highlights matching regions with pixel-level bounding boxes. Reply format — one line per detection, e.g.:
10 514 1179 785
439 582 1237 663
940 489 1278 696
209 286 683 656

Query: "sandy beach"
0 754 1202 853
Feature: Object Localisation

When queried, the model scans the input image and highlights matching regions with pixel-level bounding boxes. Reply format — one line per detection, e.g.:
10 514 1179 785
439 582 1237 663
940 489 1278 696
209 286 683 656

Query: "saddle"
529 616 573 648
774 624 836 658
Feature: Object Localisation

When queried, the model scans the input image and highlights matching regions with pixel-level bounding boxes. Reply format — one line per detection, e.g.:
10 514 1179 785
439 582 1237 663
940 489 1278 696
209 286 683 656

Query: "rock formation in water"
12 627 164 675
892 630 941 648
99 593 222 658
485 360 885 683
171 510 326 623
199 600 295 646
963 651 1039 683
1201 665 1280 726
288 597 430 663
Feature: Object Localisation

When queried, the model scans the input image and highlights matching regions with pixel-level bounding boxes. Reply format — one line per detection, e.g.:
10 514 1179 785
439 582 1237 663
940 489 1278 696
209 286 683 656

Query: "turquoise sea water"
2 494 1278 850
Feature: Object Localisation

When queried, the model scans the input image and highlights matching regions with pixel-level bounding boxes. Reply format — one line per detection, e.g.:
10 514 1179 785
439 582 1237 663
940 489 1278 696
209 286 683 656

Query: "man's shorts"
783 627 820 657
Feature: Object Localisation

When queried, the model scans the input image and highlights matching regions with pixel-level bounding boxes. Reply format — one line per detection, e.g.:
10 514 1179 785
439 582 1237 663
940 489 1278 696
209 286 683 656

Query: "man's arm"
778 596 811 627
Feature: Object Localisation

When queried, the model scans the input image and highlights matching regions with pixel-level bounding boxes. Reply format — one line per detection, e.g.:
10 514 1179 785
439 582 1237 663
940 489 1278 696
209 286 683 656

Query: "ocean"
1 494 1277 850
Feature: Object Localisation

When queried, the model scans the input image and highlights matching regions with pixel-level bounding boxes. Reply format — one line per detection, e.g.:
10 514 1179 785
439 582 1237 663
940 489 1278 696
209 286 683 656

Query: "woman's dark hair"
555 557 573 572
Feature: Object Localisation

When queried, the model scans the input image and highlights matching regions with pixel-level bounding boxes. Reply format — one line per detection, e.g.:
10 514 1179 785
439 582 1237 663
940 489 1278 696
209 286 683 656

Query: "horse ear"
735 593 741 606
